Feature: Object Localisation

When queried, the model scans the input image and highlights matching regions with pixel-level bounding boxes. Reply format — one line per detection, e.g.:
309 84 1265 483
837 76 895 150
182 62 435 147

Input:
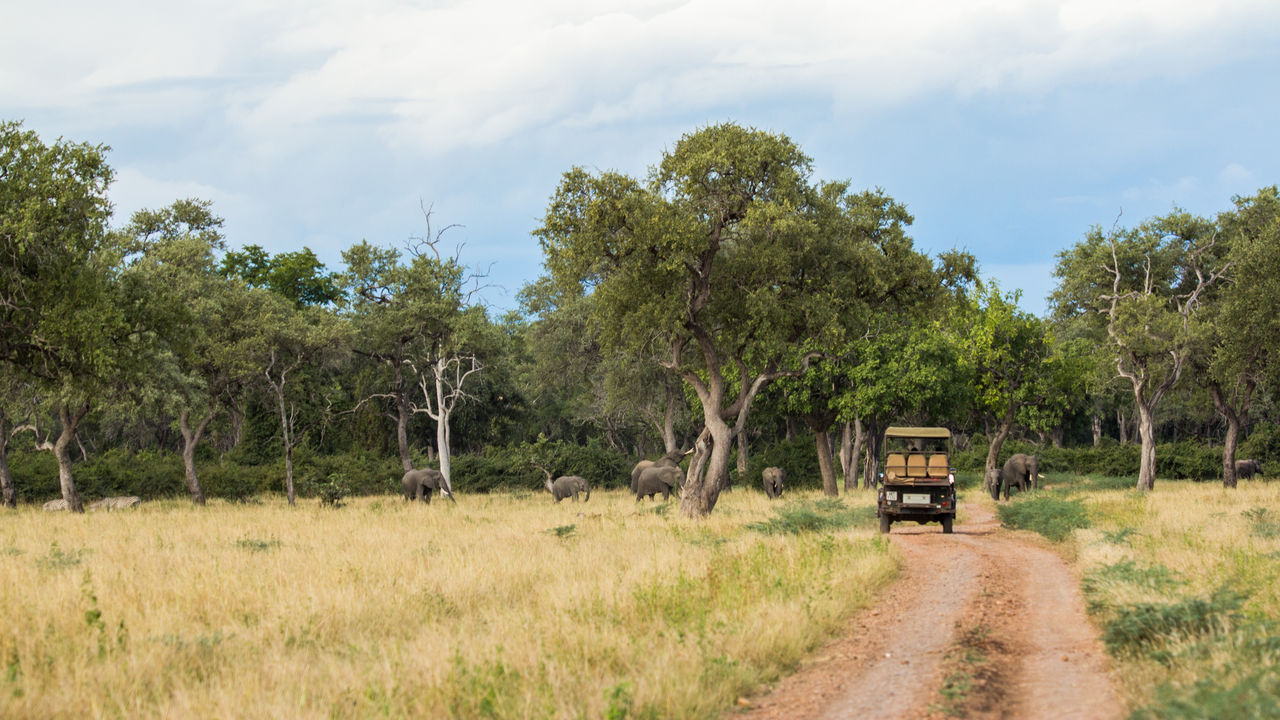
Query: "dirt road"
735 501 1123 720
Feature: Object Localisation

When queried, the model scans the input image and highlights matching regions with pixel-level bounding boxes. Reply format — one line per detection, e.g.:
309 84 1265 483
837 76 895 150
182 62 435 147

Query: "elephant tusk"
1037 474 1045 479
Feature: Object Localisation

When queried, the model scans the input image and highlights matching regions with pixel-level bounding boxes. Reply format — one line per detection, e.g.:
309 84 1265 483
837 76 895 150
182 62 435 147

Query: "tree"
539 124 934 516
123 199 264 505
1201 187 1280 487
0 121 140 512
222 244 343 307
955 283 1052 492
259 299 350 505
1052 211 1227 491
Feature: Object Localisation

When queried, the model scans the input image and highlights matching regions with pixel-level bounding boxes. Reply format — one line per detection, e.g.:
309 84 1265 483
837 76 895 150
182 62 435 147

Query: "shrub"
1102 588 1244 657
744 437 823 491
745 498 875 535
995 494 1090 541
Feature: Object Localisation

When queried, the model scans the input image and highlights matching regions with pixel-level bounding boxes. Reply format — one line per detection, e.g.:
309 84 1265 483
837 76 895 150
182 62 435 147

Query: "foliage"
744 498 875 534
995 494 1090 541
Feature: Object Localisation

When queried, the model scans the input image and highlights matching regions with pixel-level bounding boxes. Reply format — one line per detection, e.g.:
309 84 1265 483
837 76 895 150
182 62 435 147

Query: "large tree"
1052 210 1227 491
123 199 266 504
0 121 141 512
538 123 945 516
1200 187 1280 487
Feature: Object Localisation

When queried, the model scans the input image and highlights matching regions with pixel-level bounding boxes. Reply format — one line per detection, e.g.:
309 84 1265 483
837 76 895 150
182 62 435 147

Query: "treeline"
2 120 1278 514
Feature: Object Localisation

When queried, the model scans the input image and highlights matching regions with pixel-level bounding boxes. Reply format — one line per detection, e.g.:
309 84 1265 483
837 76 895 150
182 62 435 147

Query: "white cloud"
7 0 1277 158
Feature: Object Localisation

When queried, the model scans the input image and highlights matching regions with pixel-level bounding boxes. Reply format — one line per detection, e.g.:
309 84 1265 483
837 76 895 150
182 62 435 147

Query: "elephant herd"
399 451 789 505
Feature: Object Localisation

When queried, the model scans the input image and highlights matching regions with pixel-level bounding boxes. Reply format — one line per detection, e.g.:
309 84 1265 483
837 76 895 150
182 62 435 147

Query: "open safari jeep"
876 426 956 534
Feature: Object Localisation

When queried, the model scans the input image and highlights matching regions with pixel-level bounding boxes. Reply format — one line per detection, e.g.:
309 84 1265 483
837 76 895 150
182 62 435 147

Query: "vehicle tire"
879 514 891 534
941 514 954 534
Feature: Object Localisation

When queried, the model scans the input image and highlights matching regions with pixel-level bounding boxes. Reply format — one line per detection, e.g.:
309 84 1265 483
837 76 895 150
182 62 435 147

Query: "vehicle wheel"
879 514 891 534
941 515 954 534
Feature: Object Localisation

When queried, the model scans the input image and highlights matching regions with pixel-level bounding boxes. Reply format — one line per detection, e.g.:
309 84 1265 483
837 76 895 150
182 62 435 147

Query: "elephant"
991 453 1041 501
1235 459 1263 480
545 475 590 502
630 449 690 495
635 464 682 501
762 467 785 499
402 468 456 504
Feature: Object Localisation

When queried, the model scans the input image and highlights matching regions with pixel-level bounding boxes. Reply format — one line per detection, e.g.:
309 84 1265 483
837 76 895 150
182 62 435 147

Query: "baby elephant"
545 475 590 502
402 468 456 504
762 467 785 499
1236 459 1264 480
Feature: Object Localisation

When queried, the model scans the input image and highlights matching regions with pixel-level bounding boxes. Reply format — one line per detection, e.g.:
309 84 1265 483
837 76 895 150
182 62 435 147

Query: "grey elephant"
1236 459 1263 480
631 449 689 495
762 467 785 499
545 475 590 502
402 468 456 504
991 454 1040 501
636 464 682 501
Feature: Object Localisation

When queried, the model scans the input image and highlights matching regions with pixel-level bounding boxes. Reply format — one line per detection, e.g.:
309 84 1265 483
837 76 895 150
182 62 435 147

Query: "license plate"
902 493 932 505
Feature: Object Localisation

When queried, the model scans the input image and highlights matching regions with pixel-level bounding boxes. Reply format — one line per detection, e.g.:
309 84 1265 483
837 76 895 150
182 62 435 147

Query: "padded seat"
927 453 950 477
885 453 907 479
906 454 928 477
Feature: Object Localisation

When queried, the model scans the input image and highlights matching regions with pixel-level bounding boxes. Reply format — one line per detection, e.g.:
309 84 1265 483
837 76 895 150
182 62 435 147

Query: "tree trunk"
178 409 213 506
861 418 882 490
0 411 15 508
1051 426 1064 449
433 358 455 496
55 401 90 513
984 416 1013 496
736 430 749 479
681 420 732 517
815 428 837 496
1135 401 1157 492
839 419 863 492
662 392 680 455
1221 411 1240 489
1117 407 1129 445
1091 412 1102 447
1210 382 1253 490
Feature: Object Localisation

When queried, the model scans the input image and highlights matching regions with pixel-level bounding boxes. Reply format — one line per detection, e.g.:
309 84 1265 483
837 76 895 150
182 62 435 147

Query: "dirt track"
734 501 1123 720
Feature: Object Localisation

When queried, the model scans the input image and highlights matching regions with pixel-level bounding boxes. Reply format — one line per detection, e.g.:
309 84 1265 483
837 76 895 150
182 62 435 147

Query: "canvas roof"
884 426 952 439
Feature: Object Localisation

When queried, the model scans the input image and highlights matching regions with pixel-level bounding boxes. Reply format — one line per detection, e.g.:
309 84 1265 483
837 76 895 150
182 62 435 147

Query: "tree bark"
984 406 1015 496
178 409 214 506
815 428 837 496
1135 401 1157 492
839 419 863 492
861 417 882 490
681 419 733 516
0 411 15 508
54 401 90 513
1117 407 1129 445
736 430 749 480
1210 381 1254 490
661 392 680 455
1091 412 1103 447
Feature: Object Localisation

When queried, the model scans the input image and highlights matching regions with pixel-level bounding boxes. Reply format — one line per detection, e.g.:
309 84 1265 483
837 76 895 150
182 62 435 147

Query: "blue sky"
5 0 1279 316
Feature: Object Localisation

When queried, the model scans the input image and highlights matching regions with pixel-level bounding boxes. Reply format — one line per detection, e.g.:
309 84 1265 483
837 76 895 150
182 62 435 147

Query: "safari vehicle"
876 426 956 534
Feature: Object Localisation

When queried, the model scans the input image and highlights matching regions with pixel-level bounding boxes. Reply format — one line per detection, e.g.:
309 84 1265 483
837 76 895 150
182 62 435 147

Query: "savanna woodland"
5 119 1280 718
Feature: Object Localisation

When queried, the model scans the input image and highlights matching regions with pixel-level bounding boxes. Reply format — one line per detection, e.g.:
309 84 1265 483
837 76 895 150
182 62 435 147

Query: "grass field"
0 489 894 719
1015 476 1280 718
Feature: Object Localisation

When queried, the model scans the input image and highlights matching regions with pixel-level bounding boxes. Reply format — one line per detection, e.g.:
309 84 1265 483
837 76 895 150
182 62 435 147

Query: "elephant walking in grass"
402 468 456 504
991 454 1042 501
630 449 691 495
762 467 785 499
635 465 682 501
545 475 590 502
1236 459 1263 480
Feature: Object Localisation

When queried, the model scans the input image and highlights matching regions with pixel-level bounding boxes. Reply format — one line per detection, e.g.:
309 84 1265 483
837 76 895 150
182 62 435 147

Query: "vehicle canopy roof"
884 426 952 440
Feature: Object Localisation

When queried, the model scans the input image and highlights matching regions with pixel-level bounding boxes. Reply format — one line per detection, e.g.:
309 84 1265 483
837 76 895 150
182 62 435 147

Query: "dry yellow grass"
0 488 894 719
1070 479 1280 710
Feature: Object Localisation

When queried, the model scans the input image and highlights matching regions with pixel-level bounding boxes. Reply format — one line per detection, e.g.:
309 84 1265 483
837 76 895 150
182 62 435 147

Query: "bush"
995 494 1090 541
744 437 823 491
1102 588 1245 657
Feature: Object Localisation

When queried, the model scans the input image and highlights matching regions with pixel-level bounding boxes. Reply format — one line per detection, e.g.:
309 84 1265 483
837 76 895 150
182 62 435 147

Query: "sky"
5 0 1279 317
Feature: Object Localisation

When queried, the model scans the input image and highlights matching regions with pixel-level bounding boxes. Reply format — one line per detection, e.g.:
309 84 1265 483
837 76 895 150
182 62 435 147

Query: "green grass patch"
744 498 875 535
995 494 1090 541
1101 588 1245 658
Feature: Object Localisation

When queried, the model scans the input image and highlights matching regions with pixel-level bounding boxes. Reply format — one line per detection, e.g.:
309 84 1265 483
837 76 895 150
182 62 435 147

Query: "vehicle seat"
927 453 949 477
906 454 928 477
885 453 907 479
